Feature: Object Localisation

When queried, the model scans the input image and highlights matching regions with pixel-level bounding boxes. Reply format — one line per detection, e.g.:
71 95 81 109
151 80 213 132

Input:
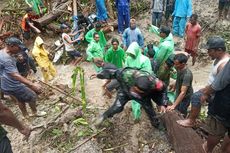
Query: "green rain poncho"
86 40 104 72
125 42 152 120
149 25 174 67
25 0 45 15
85 28 107 48
105 46 125 68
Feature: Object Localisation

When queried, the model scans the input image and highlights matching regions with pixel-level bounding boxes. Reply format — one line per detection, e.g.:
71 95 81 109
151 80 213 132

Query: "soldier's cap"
135 76 156 91
206 36 225 50
5 37 26 49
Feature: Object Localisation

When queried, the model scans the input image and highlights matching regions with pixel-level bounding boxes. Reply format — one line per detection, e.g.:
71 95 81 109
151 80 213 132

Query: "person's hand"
166 104 176 111
168 83 175 92
159 106 166 113
18 125 31 141
36 29 41 33
200 94 209 104
30 83 42 94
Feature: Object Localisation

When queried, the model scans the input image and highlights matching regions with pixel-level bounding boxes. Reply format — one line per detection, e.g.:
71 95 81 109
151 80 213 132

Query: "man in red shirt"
184 14 201 66
21 8 41 40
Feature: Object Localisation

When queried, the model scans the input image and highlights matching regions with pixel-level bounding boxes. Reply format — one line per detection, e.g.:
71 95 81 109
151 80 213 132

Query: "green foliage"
77 128 93 138
51 128 63 137
199 108 208 122
71 66 87 112
54 105 61 113
73 117 88 126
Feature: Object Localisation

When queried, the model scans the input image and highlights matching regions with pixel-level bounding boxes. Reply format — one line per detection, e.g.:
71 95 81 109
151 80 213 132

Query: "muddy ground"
1 0 230 152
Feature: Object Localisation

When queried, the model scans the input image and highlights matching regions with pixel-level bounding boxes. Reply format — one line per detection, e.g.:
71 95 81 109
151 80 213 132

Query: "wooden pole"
73 0 77 16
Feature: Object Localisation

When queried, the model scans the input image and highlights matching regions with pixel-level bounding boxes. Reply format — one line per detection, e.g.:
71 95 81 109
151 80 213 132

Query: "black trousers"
103 90 160 127
0 136 13 153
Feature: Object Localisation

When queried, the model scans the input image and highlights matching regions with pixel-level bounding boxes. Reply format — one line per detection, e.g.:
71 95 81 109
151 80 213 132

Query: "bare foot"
176 119 196 128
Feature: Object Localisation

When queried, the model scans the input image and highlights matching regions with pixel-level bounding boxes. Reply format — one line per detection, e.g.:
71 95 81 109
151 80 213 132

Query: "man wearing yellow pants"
32 36 56 82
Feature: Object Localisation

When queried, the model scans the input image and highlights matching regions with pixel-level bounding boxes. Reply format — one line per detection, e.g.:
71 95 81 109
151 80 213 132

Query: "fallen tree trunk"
34 1 72 26
162 111 205 153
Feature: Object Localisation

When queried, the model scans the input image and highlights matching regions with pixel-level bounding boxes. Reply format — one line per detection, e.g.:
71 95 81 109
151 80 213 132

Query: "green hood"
125 42 152 73
126 42 141 58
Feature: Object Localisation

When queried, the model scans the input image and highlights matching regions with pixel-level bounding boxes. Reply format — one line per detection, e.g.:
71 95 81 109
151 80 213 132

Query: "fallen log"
34 1 72 26
162 111 205 153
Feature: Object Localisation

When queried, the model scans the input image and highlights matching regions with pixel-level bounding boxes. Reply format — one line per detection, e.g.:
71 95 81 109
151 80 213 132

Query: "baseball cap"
206 36 225 50
159 26 171 36
5 37 26 49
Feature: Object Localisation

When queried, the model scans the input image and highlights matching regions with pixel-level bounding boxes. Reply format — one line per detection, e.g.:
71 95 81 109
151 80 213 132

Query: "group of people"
0 0 230 152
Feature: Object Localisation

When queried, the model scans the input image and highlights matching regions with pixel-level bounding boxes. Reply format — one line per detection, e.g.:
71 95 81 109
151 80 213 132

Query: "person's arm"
187 0 192 18
138 30 144 49
28 56 37 73
10 72 40 92
184 24 189 40
5 59 40 92
85 30 93 43
148 25 160 36
69 29 84 37
167 86 188 110
195 26 201 49
209 60 230 91
151 0 154 9
154 45 168 65
105 49 111 63
100 31 107 48
0 102 30 139
25 0 32 7
63 35 81 44
167 70 192 110
86 44 95 62
122 29 128 50
171 0 177 16
26 19 40 33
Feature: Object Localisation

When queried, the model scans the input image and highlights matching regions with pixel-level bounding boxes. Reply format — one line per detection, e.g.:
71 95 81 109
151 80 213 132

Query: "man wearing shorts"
0 37 45 118
201 59 230 153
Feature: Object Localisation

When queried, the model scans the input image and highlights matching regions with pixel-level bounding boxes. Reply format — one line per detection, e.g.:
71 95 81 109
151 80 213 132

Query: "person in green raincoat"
86 33 104 72
105 38 125 68
125 42 153 120
148 24 174 70
85 23 107 49
25 0 46 15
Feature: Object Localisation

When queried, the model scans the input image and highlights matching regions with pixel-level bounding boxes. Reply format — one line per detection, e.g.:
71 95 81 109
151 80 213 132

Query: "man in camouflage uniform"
95 67 168 128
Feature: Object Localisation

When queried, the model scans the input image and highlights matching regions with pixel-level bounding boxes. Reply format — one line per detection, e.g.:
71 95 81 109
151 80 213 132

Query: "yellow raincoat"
32 36 56 82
